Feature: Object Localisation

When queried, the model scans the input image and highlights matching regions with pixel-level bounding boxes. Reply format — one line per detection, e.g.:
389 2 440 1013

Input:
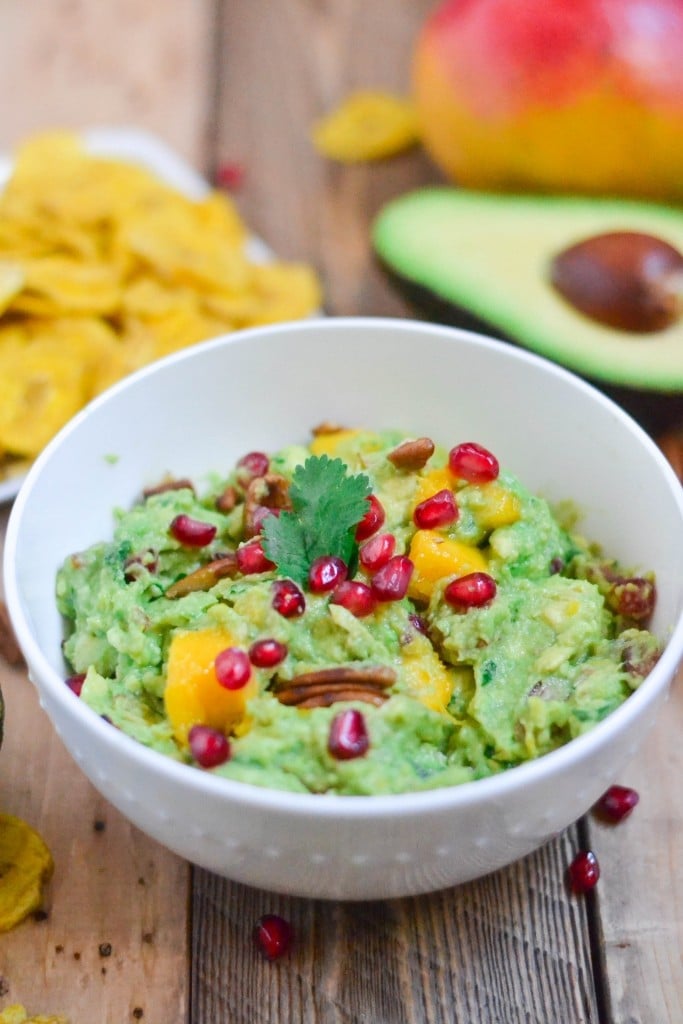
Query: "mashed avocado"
56 428 660 795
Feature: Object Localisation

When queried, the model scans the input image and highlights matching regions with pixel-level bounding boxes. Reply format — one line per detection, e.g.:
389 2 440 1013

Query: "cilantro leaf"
262 455 372 584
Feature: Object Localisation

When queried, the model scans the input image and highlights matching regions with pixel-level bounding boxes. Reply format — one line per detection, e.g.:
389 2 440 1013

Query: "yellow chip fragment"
0 1006 68 1024
312 91 420 162
0 813 54 932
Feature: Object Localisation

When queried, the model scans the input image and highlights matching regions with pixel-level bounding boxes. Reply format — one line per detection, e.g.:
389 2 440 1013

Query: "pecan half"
274 664 396 708
143 477 195 499
215 484 239 513
387 437 435 471
165 554 238 599
0 600 24 667
244 473 291 537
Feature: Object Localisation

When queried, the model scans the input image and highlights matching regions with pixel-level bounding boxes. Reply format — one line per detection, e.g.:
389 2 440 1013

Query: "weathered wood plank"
0 506 190 1022
0 0 216 165
214 0 435 314
191 829 599 1024
587 665 683 1024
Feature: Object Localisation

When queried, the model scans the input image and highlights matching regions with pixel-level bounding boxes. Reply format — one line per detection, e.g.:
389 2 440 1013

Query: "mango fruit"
412 0 683 201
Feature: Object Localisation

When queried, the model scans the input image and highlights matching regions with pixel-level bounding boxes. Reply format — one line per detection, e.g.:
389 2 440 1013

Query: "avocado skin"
378 260 683 438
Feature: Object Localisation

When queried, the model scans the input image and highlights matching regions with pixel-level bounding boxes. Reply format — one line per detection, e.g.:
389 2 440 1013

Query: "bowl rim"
5 315 683 819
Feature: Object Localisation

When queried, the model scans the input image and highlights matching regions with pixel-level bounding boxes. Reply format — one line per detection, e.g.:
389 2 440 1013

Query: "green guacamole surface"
56 429 660 795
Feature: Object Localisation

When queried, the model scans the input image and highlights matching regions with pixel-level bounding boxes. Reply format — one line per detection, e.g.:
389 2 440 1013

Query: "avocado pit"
550 231 683 333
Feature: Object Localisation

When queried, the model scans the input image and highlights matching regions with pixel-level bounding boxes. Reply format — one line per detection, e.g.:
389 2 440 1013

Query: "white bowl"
5 317 683 899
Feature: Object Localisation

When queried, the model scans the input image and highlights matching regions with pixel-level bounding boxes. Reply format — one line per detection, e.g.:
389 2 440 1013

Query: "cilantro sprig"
262 455 372 584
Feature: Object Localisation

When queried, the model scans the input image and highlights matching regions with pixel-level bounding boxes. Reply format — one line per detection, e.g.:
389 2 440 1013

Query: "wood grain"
0 507 190 1023
587 665 683 1024
0 0 215 163
191 829 599 1024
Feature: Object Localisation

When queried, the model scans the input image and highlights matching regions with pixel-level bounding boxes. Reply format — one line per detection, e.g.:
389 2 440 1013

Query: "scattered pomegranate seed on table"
237 538 275 574
593 785 640 823
272 580 306 618
413 488 458 529
170 514 217 547
448 441 499 483
253 913 293 961
308 555 348 593
355 494 385 540
370 555 414 602
215 161 245 191
330 580 377 618
65 673 86 696
444 571 497 609
568 850 601 894
214 648 252 690
249 638 288 668
188 725 231 768
328 708 370 760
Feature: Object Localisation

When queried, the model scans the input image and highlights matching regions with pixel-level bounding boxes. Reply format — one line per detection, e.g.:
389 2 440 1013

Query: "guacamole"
56 428 660 795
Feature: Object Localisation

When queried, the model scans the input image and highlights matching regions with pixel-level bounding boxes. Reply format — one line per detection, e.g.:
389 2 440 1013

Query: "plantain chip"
0 131 322 475
312 90 420 162
0 813 54 932
0 1006 68 1024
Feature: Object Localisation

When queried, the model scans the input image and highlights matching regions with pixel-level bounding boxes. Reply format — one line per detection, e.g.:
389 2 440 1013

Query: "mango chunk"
401 633 455 713
471 482 521 530
412 467 453 509
164 628 257 746
408 529 487 602
309 429 361 457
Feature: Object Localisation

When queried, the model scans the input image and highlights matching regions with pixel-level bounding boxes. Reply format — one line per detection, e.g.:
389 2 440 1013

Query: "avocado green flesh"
372 188 683 392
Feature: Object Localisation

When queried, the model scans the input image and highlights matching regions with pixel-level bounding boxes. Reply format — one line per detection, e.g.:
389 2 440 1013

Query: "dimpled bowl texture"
5 318 683 900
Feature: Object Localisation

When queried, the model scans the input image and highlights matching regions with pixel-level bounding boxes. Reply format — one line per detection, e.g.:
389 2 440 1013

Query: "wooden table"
0 3 681 1021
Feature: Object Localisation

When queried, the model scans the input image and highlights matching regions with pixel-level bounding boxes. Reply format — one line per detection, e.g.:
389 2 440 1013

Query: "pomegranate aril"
236 451 269 485
237 538 275 574
370 555 414 602
189 725 231 768
65 673 86 696
249 638 288 668
272 580 306 618
593 784 639 823
253 913 293 961
308 555 347 593
328 708 369 760
355 494 385 541
248 504 278 536
448 442 499 483
170 514 217 547
568 850 600 893
444 572 497 609
359 532 395 572
214 647 252 690
413 488 458 530
215 161 245 190
330 580 377 618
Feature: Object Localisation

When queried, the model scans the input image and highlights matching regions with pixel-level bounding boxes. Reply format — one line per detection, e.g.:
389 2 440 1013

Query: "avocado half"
372 188 683 434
